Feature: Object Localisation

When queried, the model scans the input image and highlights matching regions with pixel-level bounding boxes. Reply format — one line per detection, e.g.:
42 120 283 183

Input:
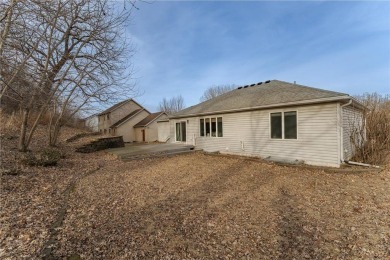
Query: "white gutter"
170 95 352 119
340 99 352 108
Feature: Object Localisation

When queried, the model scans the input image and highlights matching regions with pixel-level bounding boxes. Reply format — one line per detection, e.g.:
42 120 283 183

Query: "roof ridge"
134 111 167 128
272 80 349 96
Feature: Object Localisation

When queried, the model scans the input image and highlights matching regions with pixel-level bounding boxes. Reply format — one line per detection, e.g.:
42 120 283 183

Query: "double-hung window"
200 117 223 137
270 111 297 139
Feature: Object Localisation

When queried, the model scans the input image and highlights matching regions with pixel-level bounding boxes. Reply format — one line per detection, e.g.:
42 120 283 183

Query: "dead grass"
1 126 389 259
0 125 109 259
51 153 390 259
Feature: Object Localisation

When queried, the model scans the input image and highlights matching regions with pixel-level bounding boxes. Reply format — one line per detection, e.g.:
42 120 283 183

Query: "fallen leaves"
1 125 390 259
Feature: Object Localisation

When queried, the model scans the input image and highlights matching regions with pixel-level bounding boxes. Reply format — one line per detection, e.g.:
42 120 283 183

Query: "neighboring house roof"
110 109 143 128
98 99 149 116
134 112 167 128
171 80 356 118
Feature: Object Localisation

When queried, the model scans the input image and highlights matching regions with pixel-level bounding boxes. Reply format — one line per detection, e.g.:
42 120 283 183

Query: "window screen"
200 119 204 136
205 118 210 136
284 111 297 139
211 118 217 137
217 117 223 137
271 112 282 139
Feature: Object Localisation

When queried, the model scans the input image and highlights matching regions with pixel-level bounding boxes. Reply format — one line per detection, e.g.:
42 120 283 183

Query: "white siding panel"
174 103 341 167
157 122 170 142
145 121 159 142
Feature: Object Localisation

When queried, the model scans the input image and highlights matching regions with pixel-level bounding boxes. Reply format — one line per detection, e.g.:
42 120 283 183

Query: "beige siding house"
111 109 150 142
97 99 166 143
168 80 365 167
98 99 146 135
133 112 168 142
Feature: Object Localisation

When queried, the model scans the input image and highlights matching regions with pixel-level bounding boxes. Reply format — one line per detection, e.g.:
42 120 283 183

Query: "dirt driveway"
51 152 390 259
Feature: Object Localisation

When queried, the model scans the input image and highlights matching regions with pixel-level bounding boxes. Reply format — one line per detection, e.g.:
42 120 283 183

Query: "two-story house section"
97 99 167 143
97 99 150 141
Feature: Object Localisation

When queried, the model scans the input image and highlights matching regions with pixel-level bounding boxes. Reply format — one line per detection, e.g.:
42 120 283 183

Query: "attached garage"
134 112 168 142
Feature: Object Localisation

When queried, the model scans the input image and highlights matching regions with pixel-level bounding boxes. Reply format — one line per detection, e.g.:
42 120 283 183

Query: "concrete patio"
106 143 196 161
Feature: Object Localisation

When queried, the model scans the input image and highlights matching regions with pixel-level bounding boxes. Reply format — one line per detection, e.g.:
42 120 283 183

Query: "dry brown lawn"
1 129 390 259
59 153 389 259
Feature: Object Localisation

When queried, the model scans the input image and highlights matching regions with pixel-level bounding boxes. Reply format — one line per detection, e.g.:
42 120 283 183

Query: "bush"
22 149 63 167
351 93 390 165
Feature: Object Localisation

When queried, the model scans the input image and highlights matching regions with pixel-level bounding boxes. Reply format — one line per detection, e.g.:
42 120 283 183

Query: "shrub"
351 93 390 165
22 149 63 167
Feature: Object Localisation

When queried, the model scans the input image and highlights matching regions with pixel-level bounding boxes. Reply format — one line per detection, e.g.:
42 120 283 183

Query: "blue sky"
125 1 390 112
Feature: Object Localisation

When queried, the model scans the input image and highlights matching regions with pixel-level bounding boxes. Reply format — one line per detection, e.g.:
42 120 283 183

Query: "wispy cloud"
127 1 390 110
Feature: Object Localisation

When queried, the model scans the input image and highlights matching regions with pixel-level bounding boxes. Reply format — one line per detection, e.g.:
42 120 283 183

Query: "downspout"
340 99 353 163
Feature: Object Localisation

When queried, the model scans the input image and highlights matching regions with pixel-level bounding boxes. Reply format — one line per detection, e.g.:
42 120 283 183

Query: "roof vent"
250 84 255 87
265 80 271 83
257 82 263 85
244 85 249 88
237 87 242 89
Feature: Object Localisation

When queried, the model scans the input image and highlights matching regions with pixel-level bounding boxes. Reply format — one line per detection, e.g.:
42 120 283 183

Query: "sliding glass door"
175 122 186 142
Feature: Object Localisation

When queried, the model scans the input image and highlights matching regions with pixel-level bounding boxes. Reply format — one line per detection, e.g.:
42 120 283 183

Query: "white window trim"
269 110 299 140
199 116 223 138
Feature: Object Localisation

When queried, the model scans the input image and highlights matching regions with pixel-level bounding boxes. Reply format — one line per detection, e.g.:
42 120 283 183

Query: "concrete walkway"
106 143 195 160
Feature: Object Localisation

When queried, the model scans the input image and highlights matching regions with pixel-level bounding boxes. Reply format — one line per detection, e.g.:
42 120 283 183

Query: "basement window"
270 111 297 139
200 117 223 137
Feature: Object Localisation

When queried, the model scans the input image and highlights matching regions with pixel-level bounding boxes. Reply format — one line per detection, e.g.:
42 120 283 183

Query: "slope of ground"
0 126 111 258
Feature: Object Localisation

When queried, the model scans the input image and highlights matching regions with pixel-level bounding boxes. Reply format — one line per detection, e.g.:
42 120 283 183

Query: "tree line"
0 0 137 151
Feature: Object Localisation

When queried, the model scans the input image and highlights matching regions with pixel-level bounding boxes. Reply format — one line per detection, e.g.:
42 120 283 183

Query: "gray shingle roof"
171 80 350 118
134 112 167 128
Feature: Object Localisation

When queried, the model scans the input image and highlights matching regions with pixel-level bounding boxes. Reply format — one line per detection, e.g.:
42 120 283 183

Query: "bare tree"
1 0 137 150
158 95 185 114
200 84 236 102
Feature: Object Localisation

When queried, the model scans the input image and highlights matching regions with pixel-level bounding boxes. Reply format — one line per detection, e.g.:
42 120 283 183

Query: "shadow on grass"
54 159 284 258
275 186 323 259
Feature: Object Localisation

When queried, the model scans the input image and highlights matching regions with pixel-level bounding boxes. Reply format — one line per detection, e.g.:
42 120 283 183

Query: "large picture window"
200 117 223 137
270 111 297 139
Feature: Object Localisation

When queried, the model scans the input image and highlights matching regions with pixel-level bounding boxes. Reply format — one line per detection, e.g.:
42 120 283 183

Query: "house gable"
98 99 150 132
